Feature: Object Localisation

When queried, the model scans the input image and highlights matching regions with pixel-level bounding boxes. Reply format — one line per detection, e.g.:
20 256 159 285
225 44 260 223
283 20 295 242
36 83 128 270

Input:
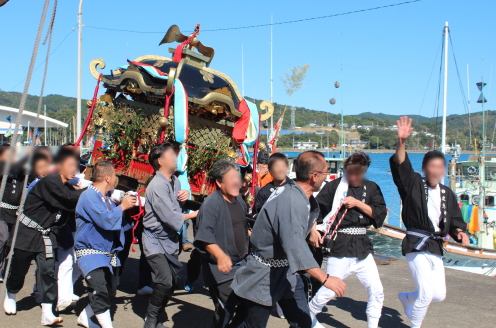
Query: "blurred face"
216 168 241 198
258 164 268 176
346 167 367 187
106 170 118 192
423 158 446 185
270 160 288 181
34 159 50 178
57 157 78 181
158 148 178 173
309 158 328 192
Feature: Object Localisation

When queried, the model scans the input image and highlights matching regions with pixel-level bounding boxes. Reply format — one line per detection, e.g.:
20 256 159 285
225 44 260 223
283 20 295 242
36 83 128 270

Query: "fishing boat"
370 23 496 276
287 156 344 182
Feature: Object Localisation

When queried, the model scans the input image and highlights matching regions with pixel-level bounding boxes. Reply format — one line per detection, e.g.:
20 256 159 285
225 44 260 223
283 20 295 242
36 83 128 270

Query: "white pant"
404 252 446 328
309 254 384 319
56 246 80 305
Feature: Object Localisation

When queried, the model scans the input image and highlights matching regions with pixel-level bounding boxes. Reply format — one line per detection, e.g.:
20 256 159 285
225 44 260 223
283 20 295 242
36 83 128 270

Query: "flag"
268 113 284 153
35 128 41 146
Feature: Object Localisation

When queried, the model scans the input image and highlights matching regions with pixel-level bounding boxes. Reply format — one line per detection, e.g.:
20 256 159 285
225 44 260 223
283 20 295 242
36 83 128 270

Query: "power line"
9 25 76 91
85 0 422 34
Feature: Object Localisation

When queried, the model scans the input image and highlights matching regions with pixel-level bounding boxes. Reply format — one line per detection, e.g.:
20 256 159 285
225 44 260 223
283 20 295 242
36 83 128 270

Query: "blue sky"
0 0 494 118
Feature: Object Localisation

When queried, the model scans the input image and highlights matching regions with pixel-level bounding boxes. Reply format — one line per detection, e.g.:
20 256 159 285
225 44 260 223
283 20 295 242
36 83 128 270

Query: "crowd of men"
0 116 470 328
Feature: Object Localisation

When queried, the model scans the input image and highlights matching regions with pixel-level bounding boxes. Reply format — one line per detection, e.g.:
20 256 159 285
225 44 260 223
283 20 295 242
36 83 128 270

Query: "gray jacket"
142 172 184 256
194 190 249 287
231 179 319 306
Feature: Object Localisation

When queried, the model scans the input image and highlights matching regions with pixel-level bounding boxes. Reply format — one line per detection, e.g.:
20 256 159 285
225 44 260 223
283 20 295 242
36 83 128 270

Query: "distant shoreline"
272 148 496 154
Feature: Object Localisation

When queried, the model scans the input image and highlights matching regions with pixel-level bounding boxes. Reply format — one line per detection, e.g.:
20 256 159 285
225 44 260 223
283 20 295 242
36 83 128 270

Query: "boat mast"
441 22 449 156
467 64 472 148
440 22 449 185
479 76 487 248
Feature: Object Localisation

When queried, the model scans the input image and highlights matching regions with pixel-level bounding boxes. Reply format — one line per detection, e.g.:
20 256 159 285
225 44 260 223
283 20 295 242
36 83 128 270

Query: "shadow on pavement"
318 297 409 328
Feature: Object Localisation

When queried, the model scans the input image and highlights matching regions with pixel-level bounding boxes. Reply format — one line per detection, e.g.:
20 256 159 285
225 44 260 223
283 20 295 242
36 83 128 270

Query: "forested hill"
0 90 494 148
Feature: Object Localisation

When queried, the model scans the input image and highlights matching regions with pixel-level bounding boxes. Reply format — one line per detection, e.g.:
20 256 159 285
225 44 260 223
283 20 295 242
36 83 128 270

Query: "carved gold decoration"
213 87 232 98
90 58 106 80
259 101 274 121
125 81 142 94
85 100 93 108
100 94 113 103
203 67 242 101
159 25 215 59
166 67 176 93
153 60 167 68
259 142 267 151
133 55 171 63
226 148 238 159
200 69 214 83
191 92 241 117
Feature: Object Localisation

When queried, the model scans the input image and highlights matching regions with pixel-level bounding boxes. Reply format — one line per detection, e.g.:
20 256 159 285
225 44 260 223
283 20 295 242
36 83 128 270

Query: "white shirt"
427 185 442 232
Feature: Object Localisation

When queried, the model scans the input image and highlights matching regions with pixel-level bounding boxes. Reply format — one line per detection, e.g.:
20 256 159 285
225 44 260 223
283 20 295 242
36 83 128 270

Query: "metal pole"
441 22 449 156
467 64 472 148
44 104 47 145
270 15 273 134
241 43 244 97
76 0 85 138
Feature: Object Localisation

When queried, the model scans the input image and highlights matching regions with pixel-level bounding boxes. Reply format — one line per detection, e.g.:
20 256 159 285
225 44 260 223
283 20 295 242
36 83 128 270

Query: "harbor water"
283 151 472 227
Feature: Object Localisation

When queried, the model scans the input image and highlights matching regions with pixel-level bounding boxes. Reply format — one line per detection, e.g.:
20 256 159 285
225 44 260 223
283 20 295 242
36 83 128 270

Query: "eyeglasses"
312 171 331 175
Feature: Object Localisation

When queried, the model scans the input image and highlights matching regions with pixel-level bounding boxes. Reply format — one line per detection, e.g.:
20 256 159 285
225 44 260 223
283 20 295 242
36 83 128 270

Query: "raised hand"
397 116 413 141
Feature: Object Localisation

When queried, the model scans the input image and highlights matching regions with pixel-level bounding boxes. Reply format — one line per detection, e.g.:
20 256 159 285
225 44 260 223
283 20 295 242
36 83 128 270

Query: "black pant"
186 248 202 282
147 254 176 309
6 249 56 303
0 221 12 275
84 267 119 315
209 279 247 328
238 275 311 328
118 227 153 289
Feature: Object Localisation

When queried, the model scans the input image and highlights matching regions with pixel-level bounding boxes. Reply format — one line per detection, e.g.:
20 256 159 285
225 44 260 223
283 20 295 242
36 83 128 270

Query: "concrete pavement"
1 246 496 327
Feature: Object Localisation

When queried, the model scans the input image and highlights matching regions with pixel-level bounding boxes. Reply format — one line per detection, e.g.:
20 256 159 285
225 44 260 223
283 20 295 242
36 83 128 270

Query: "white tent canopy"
0 105 68 129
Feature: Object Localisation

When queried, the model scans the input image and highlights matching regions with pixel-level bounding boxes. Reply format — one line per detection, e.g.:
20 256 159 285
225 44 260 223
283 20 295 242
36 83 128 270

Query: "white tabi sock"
4 292 17 315
367 315 380 328
95 309 113 328
78 304 102 328
310 312 326 328
41 303 63 326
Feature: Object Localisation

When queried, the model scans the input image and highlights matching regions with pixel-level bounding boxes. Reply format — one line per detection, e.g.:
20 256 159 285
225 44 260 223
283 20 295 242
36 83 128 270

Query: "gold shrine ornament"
158 117 168 127
258 142 267 151
245 195 255 204
244 173 252 182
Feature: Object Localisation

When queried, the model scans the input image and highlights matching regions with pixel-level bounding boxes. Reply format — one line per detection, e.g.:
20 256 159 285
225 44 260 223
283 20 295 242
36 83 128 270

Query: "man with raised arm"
232 150 346 328
390 116 469 328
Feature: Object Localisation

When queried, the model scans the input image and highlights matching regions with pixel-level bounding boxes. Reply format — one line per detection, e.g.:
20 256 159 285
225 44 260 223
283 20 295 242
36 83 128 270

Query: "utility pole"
376 136 379 149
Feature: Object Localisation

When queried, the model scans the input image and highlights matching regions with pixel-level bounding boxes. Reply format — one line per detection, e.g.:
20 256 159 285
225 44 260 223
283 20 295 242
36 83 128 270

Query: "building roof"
0 105 68 129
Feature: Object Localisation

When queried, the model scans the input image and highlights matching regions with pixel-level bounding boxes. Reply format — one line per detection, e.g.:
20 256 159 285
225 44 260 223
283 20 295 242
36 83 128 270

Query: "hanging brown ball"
158 117 167 127
245 195 255 204
244 173 252 182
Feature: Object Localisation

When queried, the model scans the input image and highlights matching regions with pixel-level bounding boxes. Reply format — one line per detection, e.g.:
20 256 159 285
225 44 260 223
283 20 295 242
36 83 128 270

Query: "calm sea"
282 152 472 227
